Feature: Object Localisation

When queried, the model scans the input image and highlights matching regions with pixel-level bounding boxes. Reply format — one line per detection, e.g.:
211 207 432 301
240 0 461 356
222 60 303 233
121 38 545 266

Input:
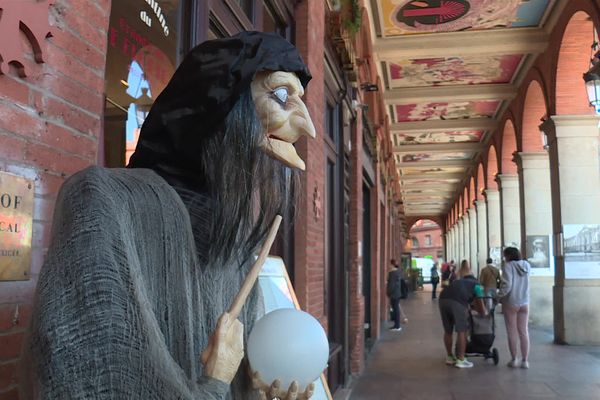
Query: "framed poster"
489 247 502 267
258 257 333 400
526 235 554 277
563 225 600 279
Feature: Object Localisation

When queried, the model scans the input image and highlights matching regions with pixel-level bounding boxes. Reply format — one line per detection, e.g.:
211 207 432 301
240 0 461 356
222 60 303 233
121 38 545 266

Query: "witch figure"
21 31 316 400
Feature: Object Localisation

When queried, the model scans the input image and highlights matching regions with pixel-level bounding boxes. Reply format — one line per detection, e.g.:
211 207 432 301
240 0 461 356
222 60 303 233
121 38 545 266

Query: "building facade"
408 219 443 259
0 1 405 398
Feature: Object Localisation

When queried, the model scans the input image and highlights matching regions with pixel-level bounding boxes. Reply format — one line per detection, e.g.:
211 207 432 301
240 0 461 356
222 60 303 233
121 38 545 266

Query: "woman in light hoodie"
498 247 531 369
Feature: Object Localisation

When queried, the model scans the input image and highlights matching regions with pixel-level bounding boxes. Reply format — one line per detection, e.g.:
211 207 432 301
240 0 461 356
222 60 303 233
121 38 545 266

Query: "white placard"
563 225 600 279
258 257 333 400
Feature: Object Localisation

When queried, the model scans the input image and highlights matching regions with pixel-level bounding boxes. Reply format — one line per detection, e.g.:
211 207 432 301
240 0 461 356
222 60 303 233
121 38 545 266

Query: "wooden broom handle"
229 215 282 320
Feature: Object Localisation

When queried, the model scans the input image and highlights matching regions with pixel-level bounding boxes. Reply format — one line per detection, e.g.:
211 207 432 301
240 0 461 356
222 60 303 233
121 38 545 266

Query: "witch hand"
201 312 244 384
252 371 315 400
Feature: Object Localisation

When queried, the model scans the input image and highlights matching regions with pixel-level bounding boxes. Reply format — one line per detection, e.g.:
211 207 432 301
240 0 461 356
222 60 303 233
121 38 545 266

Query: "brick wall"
0 1 110 398
293 0 327 325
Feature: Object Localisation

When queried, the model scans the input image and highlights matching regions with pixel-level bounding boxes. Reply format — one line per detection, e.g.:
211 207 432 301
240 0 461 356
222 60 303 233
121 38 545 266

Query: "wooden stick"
229 215 282 320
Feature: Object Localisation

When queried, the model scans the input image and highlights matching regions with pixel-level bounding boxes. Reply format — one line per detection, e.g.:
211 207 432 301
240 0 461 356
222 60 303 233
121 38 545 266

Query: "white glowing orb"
247 308 329 388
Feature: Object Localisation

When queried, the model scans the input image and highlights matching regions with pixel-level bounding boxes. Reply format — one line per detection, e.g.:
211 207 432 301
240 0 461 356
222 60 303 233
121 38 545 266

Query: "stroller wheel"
492 348 499 365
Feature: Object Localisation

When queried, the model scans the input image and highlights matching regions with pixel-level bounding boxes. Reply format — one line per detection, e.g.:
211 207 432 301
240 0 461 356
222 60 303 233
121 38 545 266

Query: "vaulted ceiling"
367 0 561 218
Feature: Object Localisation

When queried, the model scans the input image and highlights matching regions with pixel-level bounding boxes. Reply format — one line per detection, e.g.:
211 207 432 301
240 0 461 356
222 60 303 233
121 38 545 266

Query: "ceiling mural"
405 178 462 186
403 195 449 200
379 0 551 36
400 152 472 163
389 54 523 87
395 130 484 145
372 0 555 216
395 100 500 122
401 166 465 175
403 187 453 194
406 202 447 207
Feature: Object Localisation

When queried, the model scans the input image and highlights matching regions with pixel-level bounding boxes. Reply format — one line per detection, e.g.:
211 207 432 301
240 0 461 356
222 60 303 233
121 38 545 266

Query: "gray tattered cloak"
21 167 263 400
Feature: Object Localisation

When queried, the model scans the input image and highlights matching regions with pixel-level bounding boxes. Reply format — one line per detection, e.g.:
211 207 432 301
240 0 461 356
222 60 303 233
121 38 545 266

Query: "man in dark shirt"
387 259 407 331
439 262 486 368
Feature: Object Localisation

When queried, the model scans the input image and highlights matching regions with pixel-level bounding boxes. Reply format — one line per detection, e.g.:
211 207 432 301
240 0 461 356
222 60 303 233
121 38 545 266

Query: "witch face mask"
251 71 316 171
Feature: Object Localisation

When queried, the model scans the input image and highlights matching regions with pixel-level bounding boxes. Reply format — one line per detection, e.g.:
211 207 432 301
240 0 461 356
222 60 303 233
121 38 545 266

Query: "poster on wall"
258 257 333 400
563 225 600 279
489 247 502 267
526 235 554 277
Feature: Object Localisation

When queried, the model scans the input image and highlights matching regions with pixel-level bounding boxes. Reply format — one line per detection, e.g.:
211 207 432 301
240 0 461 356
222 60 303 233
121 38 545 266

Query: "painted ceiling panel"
389 54 523 87
403 198 450 204
404 178 461 185
403 188 455 195
400 152 471 163
395 130 484 145
395 100 500 122
401 166 465 175
379 0 550 36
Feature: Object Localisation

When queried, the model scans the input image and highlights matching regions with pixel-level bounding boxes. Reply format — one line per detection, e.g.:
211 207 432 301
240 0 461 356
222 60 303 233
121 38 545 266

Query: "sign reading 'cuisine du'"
0 172 34 281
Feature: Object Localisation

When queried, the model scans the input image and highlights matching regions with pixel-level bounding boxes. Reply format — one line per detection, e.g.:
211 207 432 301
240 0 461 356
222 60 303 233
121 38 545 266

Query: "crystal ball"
247 308 329 388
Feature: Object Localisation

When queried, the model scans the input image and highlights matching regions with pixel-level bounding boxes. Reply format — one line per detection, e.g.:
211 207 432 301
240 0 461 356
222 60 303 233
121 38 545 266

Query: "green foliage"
343 0 361 34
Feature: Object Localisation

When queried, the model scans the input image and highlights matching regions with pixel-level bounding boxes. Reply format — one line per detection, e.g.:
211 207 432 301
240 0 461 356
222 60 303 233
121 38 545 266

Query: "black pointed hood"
127 31 311 175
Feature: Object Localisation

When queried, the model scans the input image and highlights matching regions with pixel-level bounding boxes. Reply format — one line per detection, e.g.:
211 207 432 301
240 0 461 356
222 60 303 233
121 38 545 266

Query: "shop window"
262 1 292 40
326 103 341 143
234 0 254 21
262 2 278 33
103 0 184 167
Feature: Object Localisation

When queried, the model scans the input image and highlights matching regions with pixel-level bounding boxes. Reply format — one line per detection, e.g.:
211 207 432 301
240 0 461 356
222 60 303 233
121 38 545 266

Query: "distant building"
409 220 443 260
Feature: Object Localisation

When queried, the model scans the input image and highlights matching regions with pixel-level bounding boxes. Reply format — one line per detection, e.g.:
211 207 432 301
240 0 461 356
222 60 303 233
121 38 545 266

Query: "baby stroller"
465 297 499 365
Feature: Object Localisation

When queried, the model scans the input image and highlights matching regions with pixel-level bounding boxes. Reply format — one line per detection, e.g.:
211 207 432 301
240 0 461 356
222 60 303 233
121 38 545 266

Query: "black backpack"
400 278 408 299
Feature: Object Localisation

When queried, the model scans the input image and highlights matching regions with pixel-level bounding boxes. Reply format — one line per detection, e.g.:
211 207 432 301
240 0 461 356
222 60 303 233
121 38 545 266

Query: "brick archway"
501 119 518 174
522 79 549 151
476 163 485 200
486 145 499 189
406 216 445 232
556 11 597 115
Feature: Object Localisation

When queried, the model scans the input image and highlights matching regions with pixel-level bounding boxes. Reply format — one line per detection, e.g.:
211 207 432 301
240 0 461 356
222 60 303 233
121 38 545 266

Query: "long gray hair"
199 89 298 266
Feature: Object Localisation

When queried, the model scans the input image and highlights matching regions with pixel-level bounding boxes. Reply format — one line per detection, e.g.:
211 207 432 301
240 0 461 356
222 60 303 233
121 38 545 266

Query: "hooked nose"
292 99 316 139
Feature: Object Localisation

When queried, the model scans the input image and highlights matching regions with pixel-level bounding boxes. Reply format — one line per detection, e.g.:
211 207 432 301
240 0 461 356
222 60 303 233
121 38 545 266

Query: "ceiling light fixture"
583 28 600 114
360 83 378 92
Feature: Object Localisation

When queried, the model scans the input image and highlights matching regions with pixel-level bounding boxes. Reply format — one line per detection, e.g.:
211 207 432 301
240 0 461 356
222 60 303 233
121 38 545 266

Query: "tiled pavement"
349 288 600 400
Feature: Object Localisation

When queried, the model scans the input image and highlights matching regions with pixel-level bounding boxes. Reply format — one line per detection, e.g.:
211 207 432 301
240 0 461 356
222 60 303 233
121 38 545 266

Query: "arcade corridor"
349 289 600 400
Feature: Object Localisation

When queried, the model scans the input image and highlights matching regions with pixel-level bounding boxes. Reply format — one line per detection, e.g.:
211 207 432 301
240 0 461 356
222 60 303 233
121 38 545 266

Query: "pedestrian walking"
431 262 440 299
438 260 486 368
498 247 531 369
479 258 500 297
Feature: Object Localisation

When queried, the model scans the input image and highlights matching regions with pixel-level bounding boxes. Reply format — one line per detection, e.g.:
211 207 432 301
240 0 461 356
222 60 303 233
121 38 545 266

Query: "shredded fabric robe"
21 166 263 400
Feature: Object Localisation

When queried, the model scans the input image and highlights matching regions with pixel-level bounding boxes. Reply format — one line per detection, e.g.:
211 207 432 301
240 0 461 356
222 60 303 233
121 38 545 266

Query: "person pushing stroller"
438 260 487 368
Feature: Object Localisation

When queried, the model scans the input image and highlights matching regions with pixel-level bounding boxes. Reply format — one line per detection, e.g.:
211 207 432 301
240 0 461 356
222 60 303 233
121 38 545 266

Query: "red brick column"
293 0 327 326
348 108 365 375
0 1 110 397
371 157 385 339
